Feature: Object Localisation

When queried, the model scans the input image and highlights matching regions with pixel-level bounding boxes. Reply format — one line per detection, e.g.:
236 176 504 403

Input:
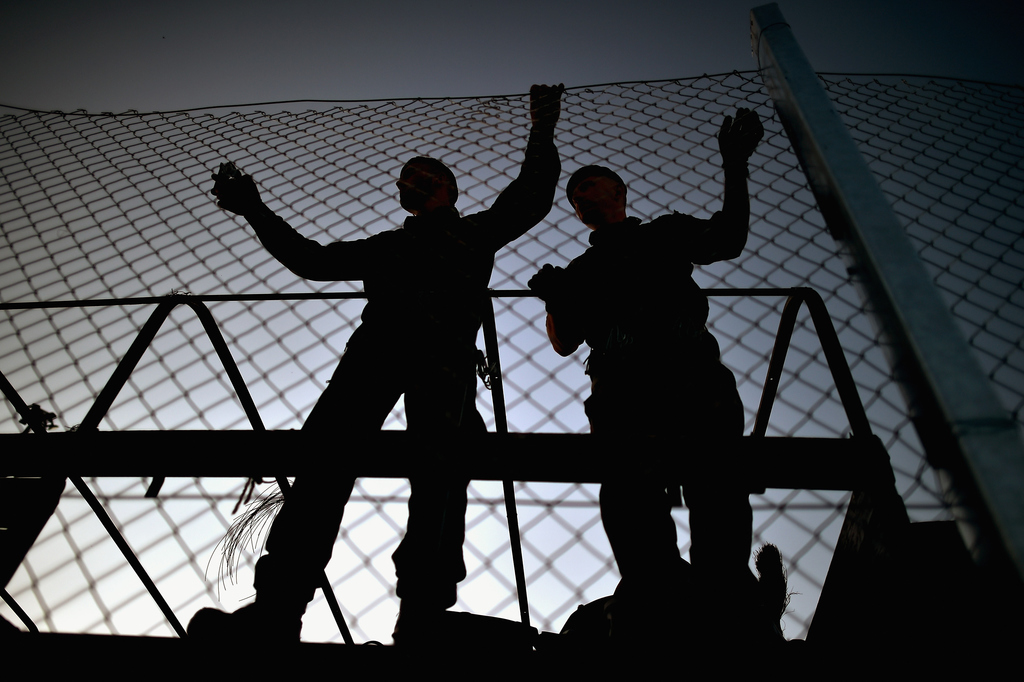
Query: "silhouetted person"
529 108 764 647
189 84 562 644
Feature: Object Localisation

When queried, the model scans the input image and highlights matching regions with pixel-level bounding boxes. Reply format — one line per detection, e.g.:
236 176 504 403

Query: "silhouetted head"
566 165 627 229
397 157 458 214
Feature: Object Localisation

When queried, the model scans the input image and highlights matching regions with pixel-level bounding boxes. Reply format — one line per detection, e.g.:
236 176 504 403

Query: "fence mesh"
2 72 1022 643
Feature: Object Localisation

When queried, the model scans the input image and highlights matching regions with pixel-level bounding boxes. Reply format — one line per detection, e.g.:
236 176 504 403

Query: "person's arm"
545 312 581 356
686 108 764 264
471 84 563 249
211 171 375 281
529 263 585 356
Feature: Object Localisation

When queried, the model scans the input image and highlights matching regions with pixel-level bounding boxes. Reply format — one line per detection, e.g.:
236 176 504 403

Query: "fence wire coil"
1 72 1022 642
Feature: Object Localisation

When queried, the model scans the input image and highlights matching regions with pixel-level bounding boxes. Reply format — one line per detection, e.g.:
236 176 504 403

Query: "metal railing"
2 285 893 639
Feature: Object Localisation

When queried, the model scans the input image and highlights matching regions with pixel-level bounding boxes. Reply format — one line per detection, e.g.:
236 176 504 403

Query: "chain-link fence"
2 72 1021 643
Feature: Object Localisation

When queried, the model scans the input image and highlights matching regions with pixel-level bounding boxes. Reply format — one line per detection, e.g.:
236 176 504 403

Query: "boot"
392 599 447 649
187 599 303 643
188 555 313 644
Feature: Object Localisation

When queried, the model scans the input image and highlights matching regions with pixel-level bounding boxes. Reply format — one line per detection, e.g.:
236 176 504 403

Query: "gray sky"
1 0 1021 113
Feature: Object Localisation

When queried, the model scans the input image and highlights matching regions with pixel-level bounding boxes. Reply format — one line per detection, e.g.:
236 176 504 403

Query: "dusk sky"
1 0 1021 113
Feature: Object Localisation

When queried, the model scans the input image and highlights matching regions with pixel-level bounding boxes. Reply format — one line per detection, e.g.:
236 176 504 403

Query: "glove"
717 107 764 170
528 264 566 303
530 83 564 132
211 163 264 216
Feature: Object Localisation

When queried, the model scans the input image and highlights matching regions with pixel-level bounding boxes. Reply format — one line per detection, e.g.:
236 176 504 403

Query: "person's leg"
264 344 403 596
587 367 695 646
391 360 479 641
190 344 401 640
681 361 750 575
680 361 761 647
587 365 685 585
599 479 682 584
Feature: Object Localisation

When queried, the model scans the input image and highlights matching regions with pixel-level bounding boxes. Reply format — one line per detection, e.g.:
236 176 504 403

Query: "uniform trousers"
585 350 752 598
257 337 482 610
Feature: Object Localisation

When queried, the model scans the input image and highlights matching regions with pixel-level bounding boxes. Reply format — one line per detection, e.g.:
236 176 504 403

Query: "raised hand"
717 107 764 169
211 163 264 216
530 83 564 131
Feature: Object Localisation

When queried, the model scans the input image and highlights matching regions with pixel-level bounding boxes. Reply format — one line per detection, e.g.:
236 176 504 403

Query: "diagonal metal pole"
78 300 176 432
67 294 357 642
147 298 268 498
725 287 871 439
2 587 39 633
69 475 187 637
482 294 531 627
24 299 190 636
752 2 1024 582
186 300 266 431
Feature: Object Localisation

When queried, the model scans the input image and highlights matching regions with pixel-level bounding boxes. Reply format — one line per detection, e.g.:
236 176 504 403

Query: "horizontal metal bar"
2 431 891 492
0 292 371 311
0 286 818 312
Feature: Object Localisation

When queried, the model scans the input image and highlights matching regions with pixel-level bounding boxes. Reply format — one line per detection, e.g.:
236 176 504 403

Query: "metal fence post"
751 2 1024 583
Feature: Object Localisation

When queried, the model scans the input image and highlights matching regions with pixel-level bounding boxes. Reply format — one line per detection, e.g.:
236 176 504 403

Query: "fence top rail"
0 287 820 311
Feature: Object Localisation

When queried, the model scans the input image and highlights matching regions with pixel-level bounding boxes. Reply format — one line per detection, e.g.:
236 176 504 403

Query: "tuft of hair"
754 543 791 621
212 483 285 589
